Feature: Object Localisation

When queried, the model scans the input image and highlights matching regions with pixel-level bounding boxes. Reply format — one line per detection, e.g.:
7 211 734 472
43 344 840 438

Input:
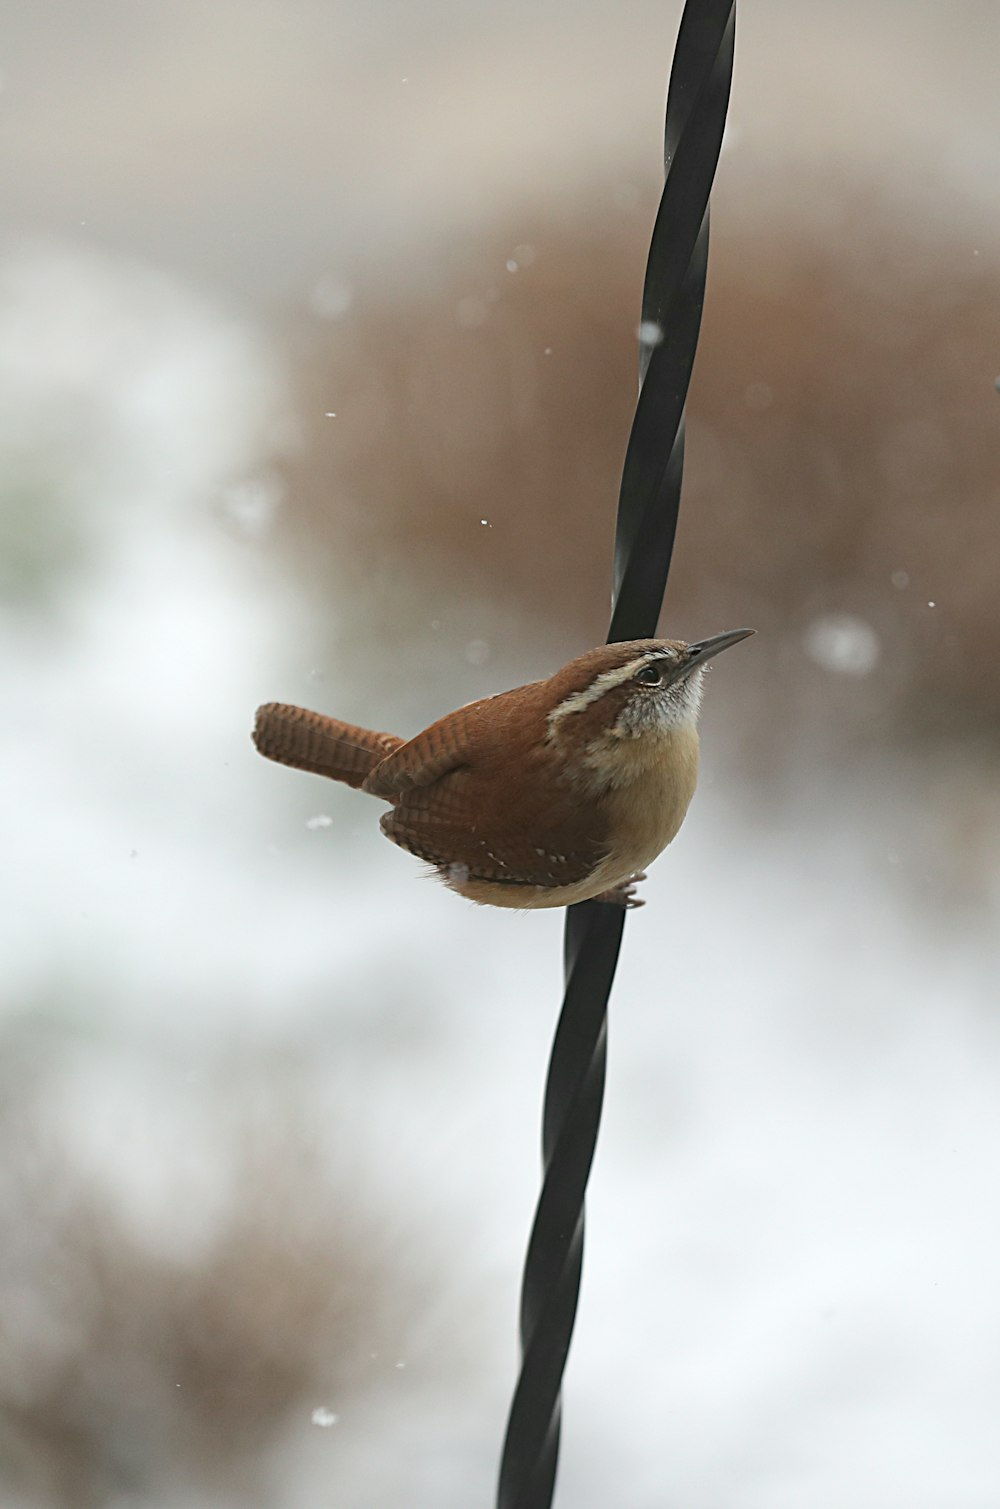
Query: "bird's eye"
635 662 665 686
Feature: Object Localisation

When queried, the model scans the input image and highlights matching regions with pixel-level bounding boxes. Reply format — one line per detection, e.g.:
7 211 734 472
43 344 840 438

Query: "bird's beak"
681 627 755 674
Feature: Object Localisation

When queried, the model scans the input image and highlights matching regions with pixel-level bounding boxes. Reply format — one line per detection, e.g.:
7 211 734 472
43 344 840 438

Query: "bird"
252 630 753 910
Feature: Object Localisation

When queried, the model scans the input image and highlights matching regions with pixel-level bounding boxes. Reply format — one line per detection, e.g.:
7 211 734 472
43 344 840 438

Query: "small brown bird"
253 630 753 909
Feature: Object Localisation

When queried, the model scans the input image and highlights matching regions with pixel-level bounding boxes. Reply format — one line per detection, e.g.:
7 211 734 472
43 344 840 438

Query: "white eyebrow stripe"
546 654 671 733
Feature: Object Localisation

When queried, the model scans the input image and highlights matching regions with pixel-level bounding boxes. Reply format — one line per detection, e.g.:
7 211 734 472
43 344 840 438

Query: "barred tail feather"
252 703 404 791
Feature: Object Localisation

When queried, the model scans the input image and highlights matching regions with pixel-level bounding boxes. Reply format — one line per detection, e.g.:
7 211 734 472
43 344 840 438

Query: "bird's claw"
593 872 647 909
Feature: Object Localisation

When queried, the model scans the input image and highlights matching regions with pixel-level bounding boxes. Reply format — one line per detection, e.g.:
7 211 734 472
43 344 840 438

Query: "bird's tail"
253 703 405 790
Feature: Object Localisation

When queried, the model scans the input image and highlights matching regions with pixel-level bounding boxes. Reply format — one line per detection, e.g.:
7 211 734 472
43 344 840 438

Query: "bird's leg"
592 872 647 909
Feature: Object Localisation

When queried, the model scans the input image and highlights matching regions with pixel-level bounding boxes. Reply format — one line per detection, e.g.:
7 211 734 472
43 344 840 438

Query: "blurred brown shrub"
0 1037 415 1508
277 173 1000 761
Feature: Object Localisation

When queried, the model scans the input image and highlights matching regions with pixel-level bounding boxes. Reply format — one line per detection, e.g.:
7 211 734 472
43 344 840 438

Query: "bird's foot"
593 872 647 909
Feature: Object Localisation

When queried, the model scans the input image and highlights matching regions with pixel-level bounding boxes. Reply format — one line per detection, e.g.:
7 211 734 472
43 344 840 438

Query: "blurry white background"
2 2 1000 1505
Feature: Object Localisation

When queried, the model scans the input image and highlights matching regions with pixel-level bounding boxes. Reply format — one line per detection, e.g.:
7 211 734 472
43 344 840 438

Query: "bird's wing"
365 693 607 887
379 772 605 887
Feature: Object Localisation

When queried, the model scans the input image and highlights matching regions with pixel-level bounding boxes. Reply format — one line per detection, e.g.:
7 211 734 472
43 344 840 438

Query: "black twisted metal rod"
495 4 736 1507
611 1 735 640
